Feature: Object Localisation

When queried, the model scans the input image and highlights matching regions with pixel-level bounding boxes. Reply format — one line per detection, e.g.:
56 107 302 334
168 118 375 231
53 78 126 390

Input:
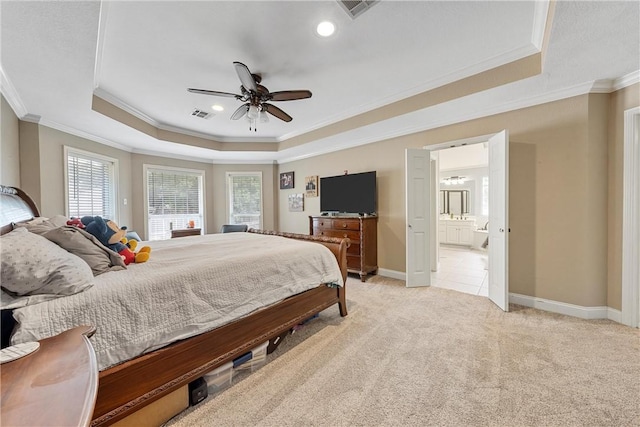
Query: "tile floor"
431 245 489 297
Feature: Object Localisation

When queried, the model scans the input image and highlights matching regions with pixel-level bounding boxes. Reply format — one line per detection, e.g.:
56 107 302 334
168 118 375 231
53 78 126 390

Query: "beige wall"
278 93 619 307
1 95 21 186
210 163 278 233
607 83 640 310
34 126 133 224
18 121 41 209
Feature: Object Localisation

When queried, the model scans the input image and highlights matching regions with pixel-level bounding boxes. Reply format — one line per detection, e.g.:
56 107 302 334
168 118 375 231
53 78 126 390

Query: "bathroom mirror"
440 190 469 215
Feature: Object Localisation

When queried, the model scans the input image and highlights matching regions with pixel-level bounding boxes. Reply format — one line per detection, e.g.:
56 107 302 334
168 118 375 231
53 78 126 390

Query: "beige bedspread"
10 232 343 370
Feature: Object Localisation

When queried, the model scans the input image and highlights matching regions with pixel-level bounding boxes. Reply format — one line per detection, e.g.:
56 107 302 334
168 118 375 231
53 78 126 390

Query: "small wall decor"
305 175 318 197
288 193 304 212
280 171 294 189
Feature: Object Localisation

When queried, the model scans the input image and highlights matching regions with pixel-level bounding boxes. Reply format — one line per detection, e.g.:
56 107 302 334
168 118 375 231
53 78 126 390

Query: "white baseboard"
377 268 406 281
509 293 619 321
607 307 622 323
375 272 625 324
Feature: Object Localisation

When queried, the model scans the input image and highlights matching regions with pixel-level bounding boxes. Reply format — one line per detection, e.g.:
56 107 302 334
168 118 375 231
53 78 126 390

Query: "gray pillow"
14 215 69 235
43 226 126 276
0 227 94 297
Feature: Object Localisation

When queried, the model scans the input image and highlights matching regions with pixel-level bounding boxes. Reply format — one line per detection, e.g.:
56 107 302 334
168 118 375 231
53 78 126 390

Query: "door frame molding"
621 106 640 328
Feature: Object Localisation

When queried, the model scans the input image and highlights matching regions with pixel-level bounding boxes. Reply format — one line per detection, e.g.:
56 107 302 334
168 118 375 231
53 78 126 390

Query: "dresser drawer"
330 219 361 231
316 229 361 242
311 219 332 230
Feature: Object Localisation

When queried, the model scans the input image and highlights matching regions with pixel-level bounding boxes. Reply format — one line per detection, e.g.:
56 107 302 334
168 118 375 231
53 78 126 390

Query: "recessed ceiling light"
212 105 224 112
316 21 335 37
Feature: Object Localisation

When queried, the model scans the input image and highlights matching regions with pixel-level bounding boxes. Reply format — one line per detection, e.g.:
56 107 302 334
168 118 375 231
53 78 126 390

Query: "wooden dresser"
309 216 377 281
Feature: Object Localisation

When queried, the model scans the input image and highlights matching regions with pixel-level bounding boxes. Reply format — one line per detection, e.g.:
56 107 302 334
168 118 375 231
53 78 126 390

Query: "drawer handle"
342 223 347 228
343 233 348 238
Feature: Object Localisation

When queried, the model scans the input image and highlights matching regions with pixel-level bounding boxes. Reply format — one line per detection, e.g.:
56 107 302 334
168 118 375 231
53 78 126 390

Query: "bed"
0 185 349 426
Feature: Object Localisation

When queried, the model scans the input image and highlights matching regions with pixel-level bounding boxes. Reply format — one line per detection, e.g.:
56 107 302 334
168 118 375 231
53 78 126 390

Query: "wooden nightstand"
171 228 201 238
1 326 98 427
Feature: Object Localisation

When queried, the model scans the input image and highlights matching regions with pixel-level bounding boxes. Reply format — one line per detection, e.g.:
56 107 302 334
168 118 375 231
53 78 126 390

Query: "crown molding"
209 158 277 165
0 66 28 118
131 148 212 164
39 118 133 152
132 147 276 165
613 70 640 91
156 122 280 144
21 114 42 123
93 0 110 90
531 0 550 50
93 87 161 128
590 79 615 93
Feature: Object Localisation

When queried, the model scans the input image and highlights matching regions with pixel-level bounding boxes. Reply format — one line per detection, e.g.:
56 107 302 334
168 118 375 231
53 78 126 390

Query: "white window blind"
66 149 116 220
227 172 262 229
146 167 204 241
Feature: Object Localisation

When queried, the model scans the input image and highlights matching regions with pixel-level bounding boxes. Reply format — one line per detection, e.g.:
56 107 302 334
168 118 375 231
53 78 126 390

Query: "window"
65 147 117 221
482 176 489 216
226 172 262 229
145 166 204 241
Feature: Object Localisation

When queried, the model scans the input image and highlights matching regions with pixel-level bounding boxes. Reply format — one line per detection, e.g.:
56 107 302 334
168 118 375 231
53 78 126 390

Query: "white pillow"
0 227 94 297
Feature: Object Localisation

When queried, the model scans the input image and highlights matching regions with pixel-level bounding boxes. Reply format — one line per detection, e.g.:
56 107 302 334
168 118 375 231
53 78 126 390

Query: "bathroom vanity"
439 218 476 246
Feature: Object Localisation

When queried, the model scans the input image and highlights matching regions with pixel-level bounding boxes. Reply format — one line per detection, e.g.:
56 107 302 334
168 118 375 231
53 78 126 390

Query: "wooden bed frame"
0 185 349 426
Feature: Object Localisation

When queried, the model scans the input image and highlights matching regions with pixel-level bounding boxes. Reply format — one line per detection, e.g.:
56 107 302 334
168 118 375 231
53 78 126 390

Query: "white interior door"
406 149 431 287
488 130 509 311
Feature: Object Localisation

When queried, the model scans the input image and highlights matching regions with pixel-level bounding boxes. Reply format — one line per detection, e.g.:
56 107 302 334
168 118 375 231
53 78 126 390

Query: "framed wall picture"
305 175 318 197
280 171 294 189
288 193 304 212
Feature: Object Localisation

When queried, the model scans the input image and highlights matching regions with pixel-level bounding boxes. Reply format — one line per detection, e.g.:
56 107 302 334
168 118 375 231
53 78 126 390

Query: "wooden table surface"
1 325 98 427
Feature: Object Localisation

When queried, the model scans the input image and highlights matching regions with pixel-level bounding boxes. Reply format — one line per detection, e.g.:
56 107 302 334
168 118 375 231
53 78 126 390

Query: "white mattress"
10 232 343 370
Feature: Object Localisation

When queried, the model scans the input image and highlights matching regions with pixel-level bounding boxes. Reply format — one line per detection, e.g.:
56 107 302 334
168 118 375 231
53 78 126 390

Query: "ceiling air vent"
191 109 212 119
337 0 378 19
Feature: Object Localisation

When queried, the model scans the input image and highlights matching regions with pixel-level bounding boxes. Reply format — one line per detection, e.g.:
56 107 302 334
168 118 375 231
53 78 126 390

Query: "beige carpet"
167 275 640 427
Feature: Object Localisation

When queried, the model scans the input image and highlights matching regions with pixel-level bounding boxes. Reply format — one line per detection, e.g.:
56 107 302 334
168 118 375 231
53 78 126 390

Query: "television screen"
320 171 376 214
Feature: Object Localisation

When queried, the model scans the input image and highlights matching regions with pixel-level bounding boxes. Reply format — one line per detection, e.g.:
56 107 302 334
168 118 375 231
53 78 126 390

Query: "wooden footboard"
92 231 349 426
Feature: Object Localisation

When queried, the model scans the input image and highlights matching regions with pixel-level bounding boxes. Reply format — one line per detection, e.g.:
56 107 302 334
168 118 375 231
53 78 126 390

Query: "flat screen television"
320 171 376 214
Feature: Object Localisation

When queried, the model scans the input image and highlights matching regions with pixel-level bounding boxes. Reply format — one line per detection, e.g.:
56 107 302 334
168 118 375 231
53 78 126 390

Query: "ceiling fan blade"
263 103 292 122
268 90 312 102
231 103 250 120
187 88 240 98
233 61 257 93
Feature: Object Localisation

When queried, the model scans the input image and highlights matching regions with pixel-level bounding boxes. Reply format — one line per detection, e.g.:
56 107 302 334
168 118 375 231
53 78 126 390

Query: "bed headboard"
0 185 40 236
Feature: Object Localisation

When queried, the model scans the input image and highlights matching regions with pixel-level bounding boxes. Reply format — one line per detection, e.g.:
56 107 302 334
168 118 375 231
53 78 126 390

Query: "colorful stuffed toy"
66 217 85 228
80 216 151 265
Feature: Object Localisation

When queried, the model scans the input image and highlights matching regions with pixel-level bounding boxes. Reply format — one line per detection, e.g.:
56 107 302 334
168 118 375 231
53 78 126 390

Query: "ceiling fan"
187 61 312 131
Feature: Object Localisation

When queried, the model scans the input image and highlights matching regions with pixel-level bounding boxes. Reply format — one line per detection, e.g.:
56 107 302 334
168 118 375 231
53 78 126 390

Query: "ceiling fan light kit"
188 61 312 132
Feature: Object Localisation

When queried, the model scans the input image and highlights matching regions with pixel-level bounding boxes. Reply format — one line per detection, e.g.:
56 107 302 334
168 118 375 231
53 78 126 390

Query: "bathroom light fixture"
211 104 224 112
441 176 466 185
316 21 335 37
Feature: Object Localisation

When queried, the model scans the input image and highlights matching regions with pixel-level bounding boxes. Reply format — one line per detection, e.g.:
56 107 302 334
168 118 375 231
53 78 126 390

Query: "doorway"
434 143 490 297
405 130 509 311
